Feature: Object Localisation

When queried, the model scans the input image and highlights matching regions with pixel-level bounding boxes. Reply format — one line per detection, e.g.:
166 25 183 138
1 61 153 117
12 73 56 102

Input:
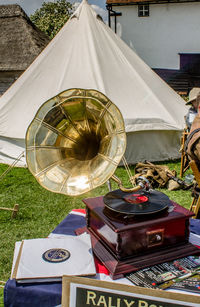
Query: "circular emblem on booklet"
42 248 70 263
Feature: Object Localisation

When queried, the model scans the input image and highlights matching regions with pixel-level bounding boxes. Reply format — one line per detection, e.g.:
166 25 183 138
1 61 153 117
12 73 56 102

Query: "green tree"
30 0 74 39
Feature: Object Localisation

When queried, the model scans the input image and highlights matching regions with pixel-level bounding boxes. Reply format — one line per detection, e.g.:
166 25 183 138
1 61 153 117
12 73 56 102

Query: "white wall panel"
111 3 200 69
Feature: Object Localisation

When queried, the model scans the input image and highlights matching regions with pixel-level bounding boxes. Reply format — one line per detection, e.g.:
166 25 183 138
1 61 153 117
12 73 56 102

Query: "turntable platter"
103 189 171 215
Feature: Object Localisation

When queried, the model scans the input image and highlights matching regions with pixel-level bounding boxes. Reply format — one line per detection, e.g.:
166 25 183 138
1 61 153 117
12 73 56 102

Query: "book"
11 233 96 283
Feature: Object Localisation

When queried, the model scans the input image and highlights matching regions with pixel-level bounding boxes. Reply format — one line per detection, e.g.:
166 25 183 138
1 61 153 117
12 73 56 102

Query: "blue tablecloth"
4 211 200 307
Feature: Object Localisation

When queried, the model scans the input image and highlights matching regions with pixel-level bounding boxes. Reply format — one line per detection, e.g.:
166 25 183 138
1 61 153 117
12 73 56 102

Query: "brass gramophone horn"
26 88 128 196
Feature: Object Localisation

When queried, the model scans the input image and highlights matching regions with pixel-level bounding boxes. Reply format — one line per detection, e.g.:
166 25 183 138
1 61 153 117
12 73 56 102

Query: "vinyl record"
103 189 171 215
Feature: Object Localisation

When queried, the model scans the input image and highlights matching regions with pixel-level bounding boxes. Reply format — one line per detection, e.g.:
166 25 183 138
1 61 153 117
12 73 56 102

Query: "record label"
124 194 148 204
42 248 70 263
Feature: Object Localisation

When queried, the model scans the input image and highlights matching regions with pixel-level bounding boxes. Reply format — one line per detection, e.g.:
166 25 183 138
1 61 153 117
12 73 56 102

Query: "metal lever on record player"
111 174 151 192
136 176 151 190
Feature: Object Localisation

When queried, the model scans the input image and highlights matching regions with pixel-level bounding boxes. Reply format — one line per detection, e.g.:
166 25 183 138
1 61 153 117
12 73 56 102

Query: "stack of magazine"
11 233 96 283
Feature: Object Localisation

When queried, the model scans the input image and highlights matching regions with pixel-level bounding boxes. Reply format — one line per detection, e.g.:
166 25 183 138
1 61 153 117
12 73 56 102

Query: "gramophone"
26 88 200 279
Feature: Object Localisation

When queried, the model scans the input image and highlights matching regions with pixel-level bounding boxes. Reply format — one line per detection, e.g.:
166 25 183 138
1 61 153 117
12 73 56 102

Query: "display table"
4 209 200 307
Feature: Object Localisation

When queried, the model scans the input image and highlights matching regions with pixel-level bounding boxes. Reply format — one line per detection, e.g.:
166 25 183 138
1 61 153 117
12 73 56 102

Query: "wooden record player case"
83 195 200 279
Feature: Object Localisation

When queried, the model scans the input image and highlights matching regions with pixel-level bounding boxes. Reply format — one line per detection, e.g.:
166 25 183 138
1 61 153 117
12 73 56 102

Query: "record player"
84 189 199 279
25 88 200 280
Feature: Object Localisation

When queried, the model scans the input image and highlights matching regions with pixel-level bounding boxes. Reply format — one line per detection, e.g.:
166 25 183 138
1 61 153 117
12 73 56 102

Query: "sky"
0 0 108 20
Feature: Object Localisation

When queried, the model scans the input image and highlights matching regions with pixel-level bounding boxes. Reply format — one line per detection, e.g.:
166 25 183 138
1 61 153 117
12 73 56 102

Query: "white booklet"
11 233 96 283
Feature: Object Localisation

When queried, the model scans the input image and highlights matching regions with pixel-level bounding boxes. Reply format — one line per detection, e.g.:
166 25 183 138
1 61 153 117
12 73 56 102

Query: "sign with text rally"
62 276 200 307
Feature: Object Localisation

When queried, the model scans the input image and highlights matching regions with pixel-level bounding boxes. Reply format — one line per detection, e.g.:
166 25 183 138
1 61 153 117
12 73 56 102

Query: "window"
138 4 149 17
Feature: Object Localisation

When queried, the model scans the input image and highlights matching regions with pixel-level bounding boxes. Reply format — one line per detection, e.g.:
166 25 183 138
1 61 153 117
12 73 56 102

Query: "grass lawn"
0 288 3 307
0 159 194 305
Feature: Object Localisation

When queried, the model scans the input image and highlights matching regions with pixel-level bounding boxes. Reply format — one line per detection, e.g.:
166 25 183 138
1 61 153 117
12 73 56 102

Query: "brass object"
0 204 19 218
26 88 127 196
111 174 145 192
147 229 164 248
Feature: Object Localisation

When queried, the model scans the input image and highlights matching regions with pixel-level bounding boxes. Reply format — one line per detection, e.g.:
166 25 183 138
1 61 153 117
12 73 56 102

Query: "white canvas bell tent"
0 0 187 167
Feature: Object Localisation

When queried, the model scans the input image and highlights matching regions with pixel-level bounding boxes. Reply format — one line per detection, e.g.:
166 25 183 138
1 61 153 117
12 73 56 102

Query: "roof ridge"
0 4 28 19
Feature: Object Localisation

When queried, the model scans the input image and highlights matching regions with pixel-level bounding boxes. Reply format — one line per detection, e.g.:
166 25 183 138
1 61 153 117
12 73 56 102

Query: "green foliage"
30 0 74 39
0 160 193 286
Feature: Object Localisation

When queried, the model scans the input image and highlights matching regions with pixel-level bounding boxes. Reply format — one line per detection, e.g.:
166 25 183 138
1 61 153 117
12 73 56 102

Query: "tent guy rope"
0 151 24 218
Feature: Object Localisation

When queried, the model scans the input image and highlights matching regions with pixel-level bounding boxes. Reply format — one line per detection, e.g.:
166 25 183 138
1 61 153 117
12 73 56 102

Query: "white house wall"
111 2 200 69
